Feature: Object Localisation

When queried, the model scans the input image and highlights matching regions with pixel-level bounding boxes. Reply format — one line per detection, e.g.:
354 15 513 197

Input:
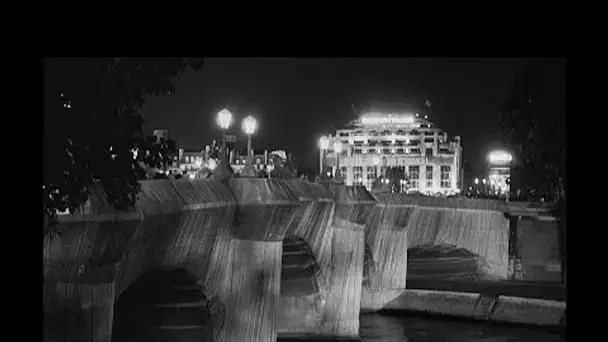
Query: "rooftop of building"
338 112 442 132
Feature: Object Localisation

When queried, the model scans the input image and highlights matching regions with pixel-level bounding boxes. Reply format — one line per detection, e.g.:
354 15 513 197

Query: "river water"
279 313 565 342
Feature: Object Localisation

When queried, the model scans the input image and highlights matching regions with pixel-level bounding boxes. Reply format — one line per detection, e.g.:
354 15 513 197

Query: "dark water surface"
279 313 565 342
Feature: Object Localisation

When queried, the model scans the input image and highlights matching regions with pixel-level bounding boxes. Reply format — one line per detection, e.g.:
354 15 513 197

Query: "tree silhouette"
43 58 203 227
501 58 565 201
269 155 298 179
135 136 177 179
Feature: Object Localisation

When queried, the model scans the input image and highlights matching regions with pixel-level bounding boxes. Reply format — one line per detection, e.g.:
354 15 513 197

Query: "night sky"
142 57 525 178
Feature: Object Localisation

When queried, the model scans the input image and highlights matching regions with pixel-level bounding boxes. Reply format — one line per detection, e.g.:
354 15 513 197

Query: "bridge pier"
207 237 282 342
44 281 115 342
319 185 376 339
322 221 365 338
361 200 409 311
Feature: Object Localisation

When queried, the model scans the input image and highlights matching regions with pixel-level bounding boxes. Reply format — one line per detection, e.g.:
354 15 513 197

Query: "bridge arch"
112 267 223 342
281 236 321 297
406 244 491 281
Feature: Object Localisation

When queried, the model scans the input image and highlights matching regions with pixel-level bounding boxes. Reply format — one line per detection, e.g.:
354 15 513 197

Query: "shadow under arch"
281 236 321 297
406 244 492 282
112 268 223 342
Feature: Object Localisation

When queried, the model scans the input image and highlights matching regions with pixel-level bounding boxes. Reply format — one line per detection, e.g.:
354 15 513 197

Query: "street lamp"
216 109 233 158
333 140 343 183
318 136 329 176
241 115 258 177
215 108 233 179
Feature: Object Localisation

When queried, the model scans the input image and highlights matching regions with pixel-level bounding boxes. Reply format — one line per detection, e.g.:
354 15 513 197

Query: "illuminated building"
322 112 463 195
177 145 292 178
487 150 512 196
231 149 291 175
178 148 205 178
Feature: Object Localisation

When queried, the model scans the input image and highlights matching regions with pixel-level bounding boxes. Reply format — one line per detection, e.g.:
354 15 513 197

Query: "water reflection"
359 313 564 342
279 313 565 342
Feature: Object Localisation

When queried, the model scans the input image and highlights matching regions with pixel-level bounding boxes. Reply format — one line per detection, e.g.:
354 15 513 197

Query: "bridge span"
43 178 559 342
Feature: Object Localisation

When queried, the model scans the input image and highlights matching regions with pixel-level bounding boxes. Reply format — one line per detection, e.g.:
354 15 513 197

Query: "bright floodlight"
488 150 513 164
207 158 217 170
318 136 329 150
242 115 257 135
216 108 233 130
334 140 343 153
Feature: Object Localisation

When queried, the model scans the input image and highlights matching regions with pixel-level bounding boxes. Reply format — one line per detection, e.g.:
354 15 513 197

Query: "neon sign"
360 114 415 126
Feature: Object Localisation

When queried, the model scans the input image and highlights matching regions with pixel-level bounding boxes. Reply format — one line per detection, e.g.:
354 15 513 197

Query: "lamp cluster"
216 108 258 136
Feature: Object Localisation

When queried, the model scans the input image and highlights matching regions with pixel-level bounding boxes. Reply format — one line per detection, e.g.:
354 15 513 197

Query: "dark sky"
142 57 524 177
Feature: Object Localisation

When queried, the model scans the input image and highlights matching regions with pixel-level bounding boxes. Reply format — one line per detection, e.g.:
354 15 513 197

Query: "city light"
207 158 217 170
216 109 233 130
334 140 343 153
318 136 329 150
242 115 257 135
361 114 414 125
488 150 513 164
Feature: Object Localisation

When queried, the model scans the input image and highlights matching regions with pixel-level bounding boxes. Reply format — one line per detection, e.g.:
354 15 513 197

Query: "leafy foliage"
43 57 203 225
269 155 298 180
501 58 566 202
135 136 178 179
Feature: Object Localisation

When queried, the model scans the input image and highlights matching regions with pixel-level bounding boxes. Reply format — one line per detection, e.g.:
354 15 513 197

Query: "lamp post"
215 108 233 179
318 136 329 176
333 140 343 183
241 115 258 177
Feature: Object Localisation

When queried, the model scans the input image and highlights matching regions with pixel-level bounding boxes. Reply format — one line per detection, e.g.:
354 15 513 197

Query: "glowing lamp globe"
318 136 329 150
334 141 343 153
216 109 233 130
242 115 257 135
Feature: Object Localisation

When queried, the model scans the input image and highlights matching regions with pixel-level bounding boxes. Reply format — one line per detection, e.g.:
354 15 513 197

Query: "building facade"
323 113 463 195
177 146 291 178
231 149 291 175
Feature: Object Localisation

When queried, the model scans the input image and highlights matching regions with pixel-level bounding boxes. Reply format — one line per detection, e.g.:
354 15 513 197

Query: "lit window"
440 165 451 188
366 166 377 184
353 166 364 185
425 166 433 188
408 166 420 189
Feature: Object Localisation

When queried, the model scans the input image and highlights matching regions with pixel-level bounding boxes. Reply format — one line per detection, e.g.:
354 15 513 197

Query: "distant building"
177 148 204 173
323 112 463 195
176 143 292 178
230 149 291 175
153 129 169 141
